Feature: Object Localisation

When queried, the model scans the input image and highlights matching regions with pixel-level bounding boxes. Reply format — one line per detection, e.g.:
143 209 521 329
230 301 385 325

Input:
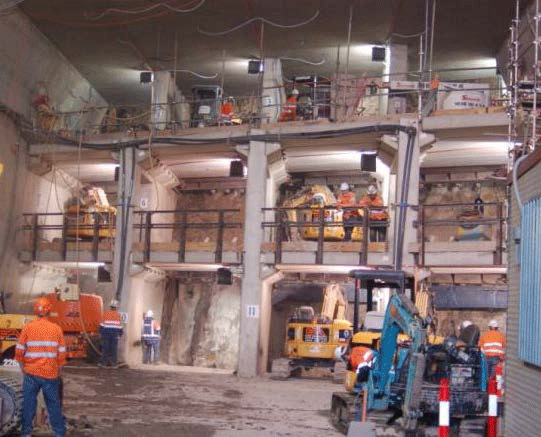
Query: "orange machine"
46 287 103 359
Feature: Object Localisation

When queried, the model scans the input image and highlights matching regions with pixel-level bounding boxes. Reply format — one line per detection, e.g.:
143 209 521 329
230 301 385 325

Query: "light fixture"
140 71 154 83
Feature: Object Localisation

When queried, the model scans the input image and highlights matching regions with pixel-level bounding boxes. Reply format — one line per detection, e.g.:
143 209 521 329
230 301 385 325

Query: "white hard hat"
291 88 299 95
488 319 499 328
461 320 472 329
367 185 377 195
146 310 154 318
340 182 349 191
110 299 119 308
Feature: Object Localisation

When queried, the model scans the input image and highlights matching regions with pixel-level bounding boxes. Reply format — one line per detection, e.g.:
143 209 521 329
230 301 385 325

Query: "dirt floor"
58 363 344 437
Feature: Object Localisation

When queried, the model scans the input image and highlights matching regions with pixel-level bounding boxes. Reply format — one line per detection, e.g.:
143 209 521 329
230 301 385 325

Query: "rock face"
160 273 240 370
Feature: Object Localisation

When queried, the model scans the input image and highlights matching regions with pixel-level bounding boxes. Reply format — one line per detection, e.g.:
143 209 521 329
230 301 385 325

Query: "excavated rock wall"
174 190 245 248
420 181 506 242
161 272 240 370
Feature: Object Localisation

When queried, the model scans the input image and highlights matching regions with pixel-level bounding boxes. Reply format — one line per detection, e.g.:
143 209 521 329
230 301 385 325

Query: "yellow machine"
282 185 345 241
65 186 116 239
273 283 352 377
0 314 36 355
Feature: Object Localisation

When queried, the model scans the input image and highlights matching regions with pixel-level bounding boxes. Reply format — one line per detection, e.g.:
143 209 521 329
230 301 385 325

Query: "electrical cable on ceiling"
197 10 319 36
85 0 205 20
168 69 218 79
280 58 326 66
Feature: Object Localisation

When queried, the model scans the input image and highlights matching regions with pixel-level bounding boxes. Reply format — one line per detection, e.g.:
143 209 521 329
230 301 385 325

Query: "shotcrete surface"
61 364 343 437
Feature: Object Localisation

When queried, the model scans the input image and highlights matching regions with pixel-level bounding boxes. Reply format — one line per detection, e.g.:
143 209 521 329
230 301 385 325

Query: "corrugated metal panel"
506 159 541 436
518 198 541 366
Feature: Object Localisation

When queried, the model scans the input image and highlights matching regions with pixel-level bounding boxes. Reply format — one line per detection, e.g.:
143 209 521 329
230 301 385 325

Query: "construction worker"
141 310 161 364
337 182 357 241
15 297 67 437
349 345 375 383
479 319 506 377
219 97 234 124
278 89 299 122
358 184 388 242
99 299 123 368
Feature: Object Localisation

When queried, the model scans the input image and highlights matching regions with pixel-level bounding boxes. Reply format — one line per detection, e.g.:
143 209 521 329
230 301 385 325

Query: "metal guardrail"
261 206 389 265
418 202 506 266
21 209 242 263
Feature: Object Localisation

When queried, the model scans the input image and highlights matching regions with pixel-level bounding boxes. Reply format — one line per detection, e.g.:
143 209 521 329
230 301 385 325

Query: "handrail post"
316 207 325 264
144 212 152 263
215 210 224 264
496 201 503 265
275 209 283 264
61 214 68 261
31 214 39 261
361 207 369 265
92 213 99 261
420 205 426 267
177 211 187 263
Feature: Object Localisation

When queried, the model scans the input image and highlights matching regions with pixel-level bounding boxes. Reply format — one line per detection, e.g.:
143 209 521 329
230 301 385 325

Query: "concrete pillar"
382 44 409 116
238 139 267 377
394 120 420 269
113 146 140 362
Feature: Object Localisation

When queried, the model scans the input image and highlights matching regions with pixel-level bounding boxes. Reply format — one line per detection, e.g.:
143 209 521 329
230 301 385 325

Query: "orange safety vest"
349 346 374 371
479 330 506 359
358 194 388 221
279 96 297 122
337 191 357 219
100 310 123 334
15 317 66 379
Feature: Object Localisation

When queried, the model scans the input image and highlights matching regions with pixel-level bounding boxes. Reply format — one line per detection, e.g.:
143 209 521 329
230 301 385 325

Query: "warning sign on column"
246 305 260 319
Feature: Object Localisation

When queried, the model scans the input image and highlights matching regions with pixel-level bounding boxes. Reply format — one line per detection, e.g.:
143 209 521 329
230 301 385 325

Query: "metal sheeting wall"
506 159 541 436
432 285 507 310
519 198 541 366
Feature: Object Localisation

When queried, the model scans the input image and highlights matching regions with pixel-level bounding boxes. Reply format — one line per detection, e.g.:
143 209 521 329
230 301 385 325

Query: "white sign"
437 82 490 110
246 305 260 319
119 312 128 324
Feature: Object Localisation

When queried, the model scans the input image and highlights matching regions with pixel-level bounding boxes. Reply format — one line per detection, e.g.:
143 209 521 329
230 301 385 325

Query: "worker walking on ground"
99 299 123 368
358 184 388 242
15 297 67 437
479 319 506 377
141 310 161 364
336 182 357 241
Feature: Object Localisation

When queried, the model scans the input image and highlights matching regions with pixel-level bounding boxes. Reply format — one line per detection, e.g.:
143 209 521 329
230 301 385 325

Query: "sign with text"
246 305 260 319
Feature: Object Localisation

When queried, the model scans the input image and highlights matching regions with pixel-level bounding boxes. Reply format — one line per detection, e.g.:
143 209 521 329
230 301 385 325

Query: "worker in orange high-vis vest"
99 299 123 368
349 345 375 384
15 296 66 437
479 319 506 378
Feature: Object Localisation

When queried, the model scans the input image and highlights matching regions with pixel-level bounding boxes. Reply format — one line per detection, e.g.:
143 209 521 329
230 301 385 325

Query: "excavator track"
0 376 22 435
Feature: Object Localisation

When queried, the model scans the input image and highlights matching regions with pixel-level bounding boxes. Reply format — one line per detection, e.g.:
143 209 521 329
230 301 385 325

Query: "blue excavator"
330 269 489 436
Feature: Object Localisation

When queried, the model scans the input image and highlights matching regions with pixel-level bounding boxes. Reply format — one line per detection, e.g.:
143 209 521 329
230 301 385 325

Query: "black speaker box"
372 46 386 62
217 268 232 285
361 153 377 172
230 160 244 177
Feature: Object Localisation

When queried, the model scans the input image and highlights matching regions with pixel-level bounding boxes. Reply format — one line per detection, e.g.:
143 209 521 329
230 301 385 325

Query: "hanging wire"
168 69 218 79
85 0 205 21
197 10 319 36
280 57 326 66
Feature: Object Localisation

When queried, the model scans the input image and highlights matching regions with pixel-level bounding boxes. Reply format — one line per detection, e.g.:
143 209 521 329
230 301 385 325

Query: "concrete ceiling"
20 0 517 106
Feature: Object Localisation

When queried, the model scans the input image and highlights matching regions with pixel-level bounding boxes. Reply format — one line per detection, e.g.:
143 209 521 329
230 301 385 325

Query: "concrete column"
113 146 140 362
238 139 267 377
394 120 420 269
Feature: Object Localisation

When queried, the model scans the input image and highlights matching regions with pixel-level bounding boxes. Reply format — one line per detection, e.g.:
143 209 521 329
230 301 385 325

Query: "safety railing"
261 206 389 265
20 208 243 263
132 209 242 263
417 201 506 266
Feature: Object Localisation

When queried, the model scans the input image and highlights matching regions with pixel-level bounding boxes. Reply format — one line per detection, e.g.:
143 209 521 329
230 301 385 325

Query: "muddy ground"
58 364 344 437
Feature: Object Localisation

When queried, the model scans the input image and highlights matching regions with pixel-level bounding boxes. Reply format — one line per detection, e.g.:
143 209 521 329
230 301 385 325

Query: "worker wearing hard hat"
479 319 506 377
15 297 67 437
337 182 357 241
99 299 123 368
358 184 388 242
278 88 299 122
141 310 161 364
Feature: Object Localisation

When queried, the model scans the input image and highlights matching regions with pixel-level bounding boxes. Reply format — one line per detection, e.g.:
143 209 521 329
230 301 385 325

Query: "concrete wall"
0 9 107 129
139 178 178 243
161 273 240 370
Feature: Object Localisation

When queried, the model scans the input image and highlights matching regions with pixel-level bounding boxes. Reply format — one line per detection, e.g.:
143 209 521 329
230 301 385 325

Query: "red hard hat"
33 297 51 316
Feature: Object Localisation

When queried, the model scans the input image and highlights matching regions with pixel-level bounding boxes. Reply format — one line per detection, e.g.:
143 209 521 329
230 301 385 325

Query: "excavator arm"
320 284 347 322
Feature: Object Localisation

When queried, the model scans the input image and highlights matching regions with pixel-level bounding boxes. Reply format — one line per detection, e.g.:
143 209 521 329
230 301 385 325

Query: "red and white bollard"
438 378 450 437
487 377 498 437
